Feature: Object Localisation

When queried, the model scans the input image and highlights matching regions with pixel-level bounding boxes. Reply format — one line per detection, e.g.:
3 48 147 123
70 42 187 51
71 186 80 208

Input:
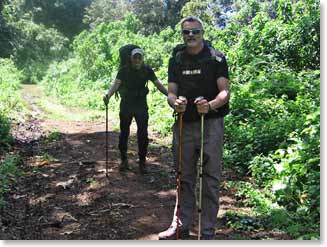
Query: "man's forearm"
154 80 168 96
209 89 230 110
159 84 168 96
167 93 177 109
167 82 179 109
107 80 120 98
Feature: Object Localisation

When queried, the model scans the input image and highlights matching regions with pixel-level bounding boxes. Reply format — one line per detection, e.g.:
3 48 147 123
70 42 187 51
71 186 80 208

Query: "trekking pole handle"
178 96 187 101
103 94 109 105
195 96 209 115
174 96 187 114
195 96 204 102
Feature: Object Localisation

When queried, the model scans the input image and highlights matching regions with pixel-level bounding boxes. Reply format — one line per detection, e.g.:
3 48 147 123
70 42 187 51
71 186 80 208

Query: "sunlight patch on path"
20 84 108 123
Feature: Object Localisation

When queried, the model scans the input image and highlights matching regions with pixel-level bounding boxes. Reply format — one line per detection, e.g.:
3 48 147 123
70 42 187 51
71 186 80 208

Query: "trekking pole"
198 112 204 240
195 96 204 240
176 96 186 240
176 111 183 240
105 101 109 178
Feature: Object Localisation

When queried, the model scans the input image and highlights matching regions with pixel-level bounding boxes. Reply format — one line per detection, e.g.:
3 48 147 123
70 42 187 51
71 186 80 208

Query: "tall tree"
180 0 225 25
22 0 92 39
164 0 189 27
132 0 189 35
0 0 21 57
83 0 189 34
83 0 132 28
131 0 166 35
0 15 14 57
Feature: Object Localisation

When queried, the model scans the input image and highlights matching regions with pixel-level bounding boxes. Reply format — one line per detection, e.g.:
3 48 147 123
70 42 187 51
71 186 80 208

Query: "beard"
185 38 201 47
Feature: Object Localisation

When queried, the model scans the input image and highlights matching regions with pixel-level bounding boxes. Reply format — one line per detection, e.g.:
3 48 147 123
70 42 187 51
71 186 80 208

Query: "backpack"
119 44 140 68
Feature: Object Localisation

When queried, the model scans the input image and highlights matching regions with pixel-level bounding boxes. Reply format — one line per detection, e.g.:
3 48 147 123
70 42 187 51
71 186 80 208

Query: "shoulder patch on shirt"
214 51 225 63
209 47 225 63
215 56 222 62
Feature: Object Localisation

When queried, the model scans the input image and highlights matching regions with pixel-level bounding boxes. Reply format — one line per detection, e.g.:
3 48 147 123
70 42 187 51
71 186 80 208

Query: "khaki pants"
171 117 224 236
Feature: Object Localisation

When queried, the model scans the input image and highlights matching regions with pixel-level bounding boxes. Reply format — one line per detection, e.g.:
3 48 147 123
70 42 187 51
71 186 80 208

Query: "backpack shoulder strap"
175 50 185 64
172 43 187 64
208 47 225 63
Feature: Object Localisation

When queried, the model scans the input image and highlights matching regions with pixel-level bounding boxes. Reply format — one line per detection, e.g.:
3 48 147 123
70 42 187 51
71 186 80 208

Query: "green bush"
2 0 70 83
0 58 24 152
0 154 22 207
0 59 22 113
0 115 12 152
12 20 69 83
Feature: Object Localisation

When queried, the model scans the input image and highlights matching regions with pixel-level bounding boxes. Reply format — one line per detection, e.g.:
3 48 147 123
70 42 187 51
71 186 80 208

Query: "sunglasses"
182 29 203 35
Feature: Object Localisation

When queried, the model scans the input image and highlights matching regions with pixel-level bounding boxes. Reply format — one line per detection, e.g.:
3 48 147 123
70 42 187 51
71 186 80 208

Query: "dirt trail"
0 85 290 240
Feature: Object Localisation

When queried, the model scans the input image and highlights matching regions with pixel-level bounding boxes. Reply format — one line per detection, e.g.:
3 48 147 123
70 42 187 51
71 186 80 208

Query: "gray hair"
180 16 204 30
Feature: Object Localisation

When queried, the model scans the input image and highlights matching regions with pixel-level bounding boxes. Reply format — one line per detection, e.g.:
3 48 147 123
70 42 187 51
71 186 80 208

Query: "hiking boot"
158 225 189 240
138 158 147 174
119 159 129 171
201 234 215 240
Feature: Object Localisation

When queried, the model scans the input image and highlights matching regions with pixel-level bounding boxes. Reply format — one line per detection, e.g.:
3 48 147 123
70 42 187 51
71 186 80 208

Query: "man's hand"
194 96 209 115
174 96 187 113
103 94 109 105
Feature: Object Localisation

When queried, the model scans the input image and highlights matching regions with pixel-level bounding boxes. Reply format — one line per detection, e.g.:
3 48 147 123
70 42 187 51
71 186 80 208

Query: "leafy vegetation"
84 0 188 35
0 58 25 207
0 58 24 152
225 180 319 239
1 0 70 82
0 154 23 208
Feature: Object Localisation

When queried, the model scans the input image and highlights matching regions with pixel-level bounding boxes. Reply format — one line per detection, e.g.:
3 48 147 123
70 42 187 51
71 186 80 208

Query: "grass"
45 130 61 142
35 96 104 121
20 84 106 122
224 180 320 240
40 152 56 162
